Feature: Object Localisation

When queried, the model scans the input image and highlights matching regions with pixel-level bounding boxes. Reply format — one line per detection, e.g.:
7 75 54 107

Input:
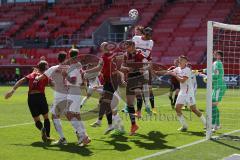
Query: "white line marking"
0 122 34 129
135 129 240 160
135 139 207 160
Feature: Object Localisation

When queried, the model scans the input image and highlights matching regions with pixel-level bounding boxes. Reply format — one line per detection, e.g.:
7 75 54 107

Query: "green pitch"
0 86 239 160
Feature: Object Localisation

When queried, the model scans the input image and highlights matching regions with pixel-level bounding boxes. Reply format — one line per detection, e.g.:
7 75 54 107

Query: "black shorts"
148 70 152 85
28 93 49 117
126 72 146 95
170 82 180 92
103 81 116 94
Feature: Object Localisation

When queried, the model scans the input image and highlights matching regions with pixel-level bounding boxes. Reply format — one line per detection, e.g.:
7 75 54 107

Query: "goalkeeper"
195 50 226 131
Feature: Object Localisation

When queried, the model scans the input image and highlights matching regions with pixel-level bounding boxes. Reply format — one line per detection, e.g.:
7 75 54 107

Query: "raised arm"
4 77 27 99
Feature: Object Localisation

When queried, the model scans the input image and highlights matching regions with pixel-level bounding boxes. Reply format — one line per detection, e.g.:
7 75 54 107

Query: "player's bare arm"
4 77 27 99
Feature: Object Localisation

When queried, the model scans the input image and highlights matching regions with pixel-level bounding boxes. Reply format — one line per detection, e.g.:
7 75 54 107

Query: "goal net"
206 21 240 139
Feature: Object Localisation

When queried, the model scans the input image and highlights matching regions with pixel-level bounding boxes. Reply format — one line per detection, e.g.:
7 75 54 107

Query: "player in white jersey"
132 27 157 115
167 55 206 131
187 63 197 96
35 51 69 144
80 68 103 108
62 48 91 146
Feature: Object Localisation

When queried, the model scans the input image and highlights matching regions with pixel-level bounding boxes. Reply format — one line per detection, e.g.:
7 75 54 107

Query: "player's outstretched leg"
34 117 47 142
149 90 157 114
143 83 152 115
176 104 188 132
52 115 67 145
134 94 143 118
67 112 90 146
190 105 206 128
128 105 139 135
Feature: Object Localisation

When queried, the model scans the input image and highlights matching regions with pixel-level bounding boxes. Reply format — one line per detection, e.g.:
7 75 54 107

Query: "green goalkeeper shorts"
212 86 226 103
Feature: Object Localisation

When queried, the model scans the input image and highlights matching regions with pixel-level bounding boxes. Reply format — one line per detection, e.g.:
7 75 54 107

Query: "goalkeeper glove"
192 70 199 75
203 77 207 83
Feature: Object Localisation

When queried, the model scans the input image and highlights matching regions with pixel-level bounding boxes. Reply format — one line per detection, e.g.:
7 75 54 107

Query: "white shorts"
51 92 68 115
176 93 196 106
67 94 81 113
87 86 103 95
111 91 121 112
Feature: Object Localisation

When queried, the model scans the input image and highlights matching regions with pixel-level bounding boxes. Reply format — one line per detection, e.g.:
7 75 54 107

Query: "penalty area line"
135 129 240 160
134 138 207 160
0 122 34 129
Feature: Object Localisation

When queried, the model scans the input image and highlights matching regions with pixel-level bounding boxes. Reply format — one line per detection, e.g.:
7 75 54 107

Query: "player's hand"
61 70 67 77
203 77 207 83
4 90 14 99
192 70 199 74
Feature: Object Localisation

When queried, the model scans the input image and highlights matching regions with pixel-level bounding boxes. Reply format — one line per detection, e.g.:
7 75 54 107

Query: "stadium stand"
151 0 235 64
0 0 237 71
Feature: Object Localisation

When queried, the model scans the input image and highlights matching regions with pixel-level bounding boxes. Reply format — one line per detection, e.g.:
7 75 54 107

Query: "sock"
53 119 65 139
177 115 188 128
35 120 43 131
212 106 217 126
44 119 51 137
96 119 102 124
111 93 120 110
150 92 155 108
112 114 122 129
128 106 136 125
70 118 86 140
143 84 150 108
137 96 143 111
80 96 88 106
200 114 206 126
173 94 178 106
215 106 220 126
106 112 112 125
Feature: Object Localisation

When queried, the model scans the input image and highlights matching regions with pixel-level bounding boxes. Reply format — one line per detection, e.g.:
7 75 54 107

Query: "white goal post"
206 21 240 139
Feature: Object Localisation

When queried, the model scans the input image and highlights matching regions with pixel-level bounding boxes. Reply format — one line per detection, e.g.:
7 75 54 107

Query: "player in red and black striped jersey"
5 61 52 142
132 27 156 117
85 42 125 135
168 59 180 109
121 40 150 135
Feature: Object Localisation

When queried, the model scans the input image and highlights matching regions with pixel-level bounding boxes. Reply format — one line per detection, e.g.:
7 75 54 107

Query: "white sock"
143 84 150 108
178 115 188 128
200 114 206 126
96 119 102 124
71 119 86 140
78 121 86 137
111 92 120 110
80 97 88 106
53 119 65 139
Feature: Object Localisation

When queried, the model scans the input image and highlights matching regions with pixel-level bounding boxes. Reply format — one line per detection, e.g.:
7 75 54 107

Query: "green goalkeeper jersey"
212 60 226 89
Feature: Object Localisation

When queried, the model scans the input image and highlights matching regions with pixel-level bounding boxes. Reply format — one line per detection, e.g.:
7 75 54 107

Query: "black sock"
137 96 143 111
44 119 50 137
98 116 103 121
106 112 112 125
173 94 178 105
150 92 155 108
128 106 136 125
35 121 43 131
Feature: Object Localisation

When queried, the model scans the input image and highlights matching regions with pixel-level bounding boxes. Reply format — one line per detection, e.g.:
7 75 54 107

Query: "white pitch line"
0 122 34 129
135 129 240 160
135 139 207 160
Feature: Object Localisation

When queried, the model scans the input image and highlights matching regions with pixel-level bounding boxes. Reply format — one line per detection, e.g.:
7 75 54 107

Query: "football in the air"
129 9 138 20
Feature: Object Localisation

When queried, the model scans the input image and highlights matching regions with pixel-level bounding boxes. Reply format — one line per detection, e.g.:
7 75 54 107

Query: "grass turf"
0 86 239 160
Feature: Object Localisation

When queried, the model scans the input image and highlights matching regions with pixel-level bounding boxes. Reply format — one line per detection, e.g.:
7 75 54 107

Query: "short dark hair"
125 40 135 47
143 27 153 36
58 51 67 63
37 60 48 72
215 50 223 57
179 55 189 61
69 48 79 58
135 25 144 33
